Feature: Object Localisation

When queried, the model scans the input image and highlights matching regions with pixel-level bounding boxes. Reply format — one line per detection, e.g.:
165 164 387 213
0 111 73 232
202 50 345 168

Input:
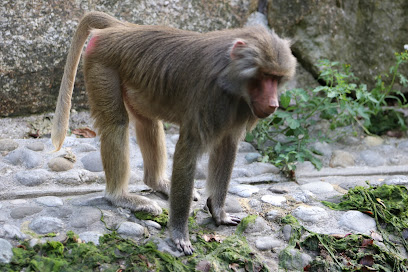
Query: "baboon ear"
230 39 246 59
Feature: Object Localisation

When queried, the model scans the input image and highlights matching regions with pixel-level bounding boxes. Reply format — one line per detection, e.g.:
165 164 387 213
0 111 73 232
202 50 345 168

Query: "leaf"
280 94 291 109
361 239 374 247
376 198 386 208
370 231 383 242
229 263 240 272
202 234 223 243
72 128 96 138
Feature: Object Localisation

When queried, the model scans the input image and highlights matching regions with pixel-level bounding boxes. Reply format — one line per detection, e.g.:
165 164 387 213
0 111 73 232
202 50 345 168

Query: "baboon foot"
171 229 194 255
206 197 241 226
105 193 162 216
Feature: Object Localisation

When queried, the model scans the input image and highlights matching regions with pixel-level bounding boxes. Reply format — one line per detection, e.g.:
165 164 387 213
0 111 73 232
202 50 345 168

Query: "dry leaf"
359 255 374 266
72 127 96 138
229 263 240 272
376 198 386 208
361 239 374 247
370 230 383 242
202 233 223 243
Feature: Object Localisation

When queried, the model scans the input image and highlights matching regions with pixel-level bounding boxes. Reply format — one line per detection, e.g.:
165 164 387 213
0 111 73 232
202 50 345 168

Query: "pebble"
10 206 43 219
245 152 262 163
117 222 145 237
74 143 97 152
360 150 385 167
144 220 162 230
35 196 64 207
2 224 26 240
15 169 51 186
330 150 355 168
382 175 408 185
261 195 286 206
26 142 45 151
81 151 104 172
292 206 328 223
280 248 312 271
224 197 243 213
238 142 256 152
69 207 101 228
300 182 334 194
363 136 384 147
282 225 292 241
255 236 283 251
311 141 332 157
48 157 74 172
398 140 408 151
229 184 259 197
79 231 103 245
265 210 280 221
5 148 42 169
0 239 13 264
29 217 64 234
0 139 19 152
290 190 315 203
339 211 376 233
244 217 270 233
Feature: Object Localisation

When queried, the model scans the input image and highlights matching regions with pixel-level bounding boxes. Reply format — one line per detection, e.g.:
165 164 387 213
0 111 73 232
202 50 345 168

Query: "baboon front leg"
134 115 170 196
206 135 241 226
169 131 201 255
85 64 161 215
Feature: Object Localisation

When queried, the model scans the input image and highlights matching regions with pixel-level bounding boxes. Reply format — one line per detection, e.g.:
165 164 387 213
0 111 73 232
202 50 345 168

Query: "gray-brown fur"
51 11 296 255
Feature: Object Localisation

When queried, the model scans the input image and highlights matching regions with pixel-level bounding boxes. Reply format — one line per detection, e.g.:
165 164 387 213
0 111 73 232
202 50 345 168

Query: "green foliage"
280 186 408 272
1 215 267 272
134 208 169 227
247 51 408 174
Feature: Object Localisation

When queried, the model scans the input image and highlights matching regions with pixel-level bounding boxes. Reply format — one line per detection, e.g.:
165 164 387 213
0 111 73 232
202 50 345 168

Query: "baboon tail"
51 12 123 151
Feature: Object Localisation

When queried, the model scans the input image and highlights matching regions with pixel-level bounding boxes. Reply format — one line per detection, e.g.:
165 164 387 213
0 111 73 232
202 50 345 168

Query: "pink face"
248 74 280 118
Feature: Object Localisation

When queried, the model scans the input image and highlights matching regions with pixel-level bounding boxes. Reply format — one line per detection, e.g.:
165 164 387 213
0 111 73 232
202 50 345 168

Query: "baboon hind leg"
85 63 161 215
133 115 170 196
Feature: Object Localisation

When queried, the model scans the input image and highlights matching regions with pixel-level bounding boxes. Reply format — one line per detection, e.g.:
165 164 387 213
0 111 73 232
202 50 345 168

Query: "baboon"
52 11 296 255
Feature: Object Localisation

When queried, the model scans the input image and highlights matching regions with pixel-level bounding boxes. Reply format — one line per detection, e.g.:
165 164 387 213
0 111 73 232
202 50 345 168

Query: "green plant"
247 51 408 174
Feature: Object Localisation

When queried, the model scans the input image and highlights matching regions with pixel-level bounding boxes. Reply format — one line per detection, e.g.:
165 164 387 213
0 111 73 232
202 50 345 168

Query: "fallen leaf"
72 127 96 138
359 255 374 266
202 233 223 243
376 198 386 208
196 260 211 272
361 239 374 247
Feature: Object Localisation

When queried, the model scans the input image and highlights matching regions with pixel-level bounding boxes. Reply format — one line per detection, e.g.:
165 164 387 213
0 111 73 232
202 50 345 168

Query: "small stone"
36 196 64 207
170 134 179 144
255 236 283 251
300 182 334 194
0 139 19 152
282 225 292 241
15 169 51 186
359 150 385 167
266 210 280 221
363 136 384 147
10 206 43 219
81 151 103 172
74 143 97 152
70 207 101 228
238 142 256 152
229 184 259 198
251 162 280 175
231 168 250 178
152 237 184 258
3 224 27 240
329 150 355 168
311 141 332 157
117 222 145 237
290 190 315 203
5 148 42 169
339 211 376 233
249 199 260 208
280 248 312 270
235 173 283 184
398 140 408 152
292 206 328 223
245 152 262 163
79 231 103 245
261 195 286 206
224 197 243 213
26 142 45 151
382 175 408 185
48 157 74 172
29 217 64 234
144 220 162 230
0 238 13 263
244 217 270 233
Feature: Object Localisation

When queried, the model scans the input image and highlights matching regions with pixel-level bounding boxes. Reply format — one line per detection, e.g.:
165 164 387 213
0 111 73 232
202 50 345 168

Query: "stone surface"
292 206 328 223
0 239 13 264
29 217 64 234
26 142 45 151
48 157 74 172
0 139 19 152
339 211 377 233
81 152 104 172
2 224 26 240
117 222 145 237
5 148 42 169
261 195 286 207
300 182 334 194
229 184 259 198
79 231 103 245
363 136 384 147
35 196 64 207
15 169 51 186
10 206 43 219
360 150 385 167
255 236 283 251
382 175 408 185
330 150 355 168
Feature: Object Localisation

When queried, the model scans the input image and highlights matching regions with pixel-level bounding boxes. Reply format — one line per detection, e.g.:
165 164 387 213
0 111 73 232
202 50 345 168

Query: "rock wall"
267 0 408 88
0 0 250 116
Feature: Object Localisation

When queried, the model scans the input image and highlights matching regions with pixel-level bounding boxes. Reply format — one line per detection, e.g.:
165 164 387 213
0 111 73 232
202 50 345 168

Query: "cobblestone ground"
0 112 408 270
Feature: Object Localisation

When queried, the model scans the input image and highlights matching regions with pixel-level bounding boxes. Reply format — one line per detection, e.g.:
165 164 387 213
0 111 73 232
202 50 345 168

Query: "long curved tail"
51 12 123 151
